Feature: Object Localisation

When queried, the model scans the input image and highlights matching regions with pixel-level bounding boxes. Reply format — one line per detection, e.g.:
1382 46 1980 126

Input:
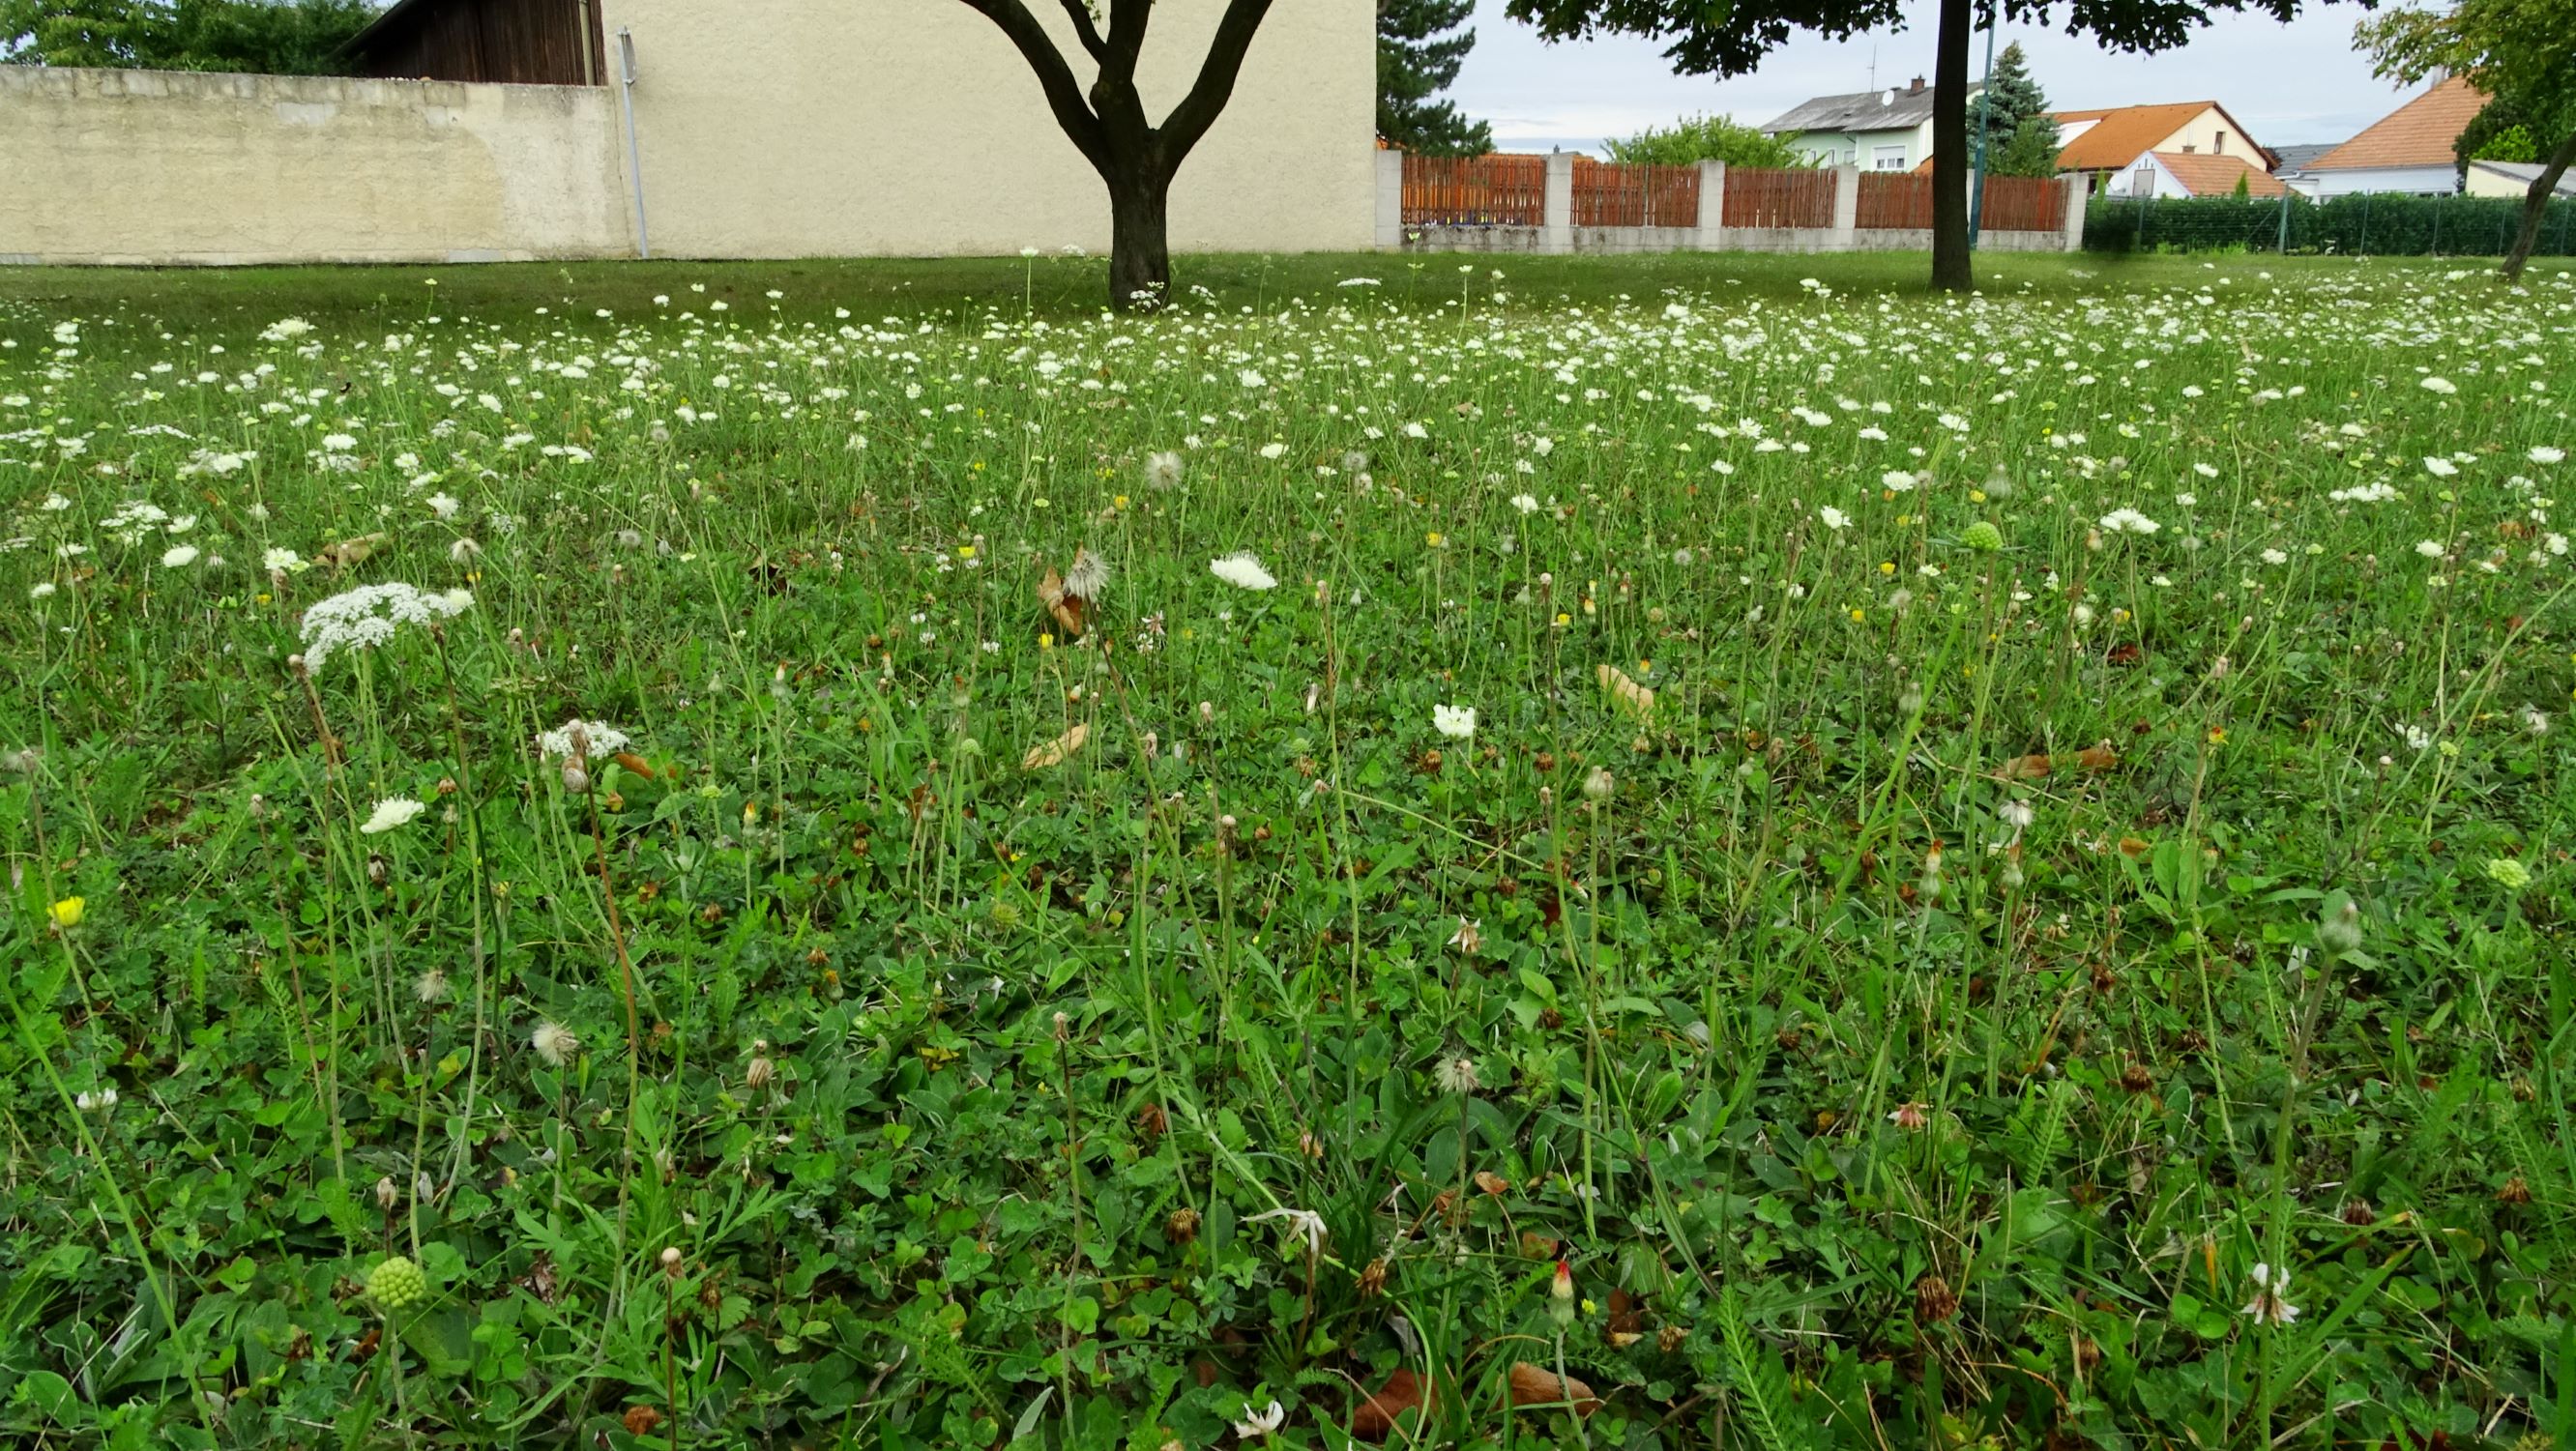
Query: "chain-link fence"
2085 190 2576 256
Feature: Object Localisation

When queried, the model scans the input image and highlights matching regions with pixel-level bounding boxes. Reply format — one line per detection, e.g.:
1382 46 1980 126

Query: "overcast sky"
1449 0 2418 156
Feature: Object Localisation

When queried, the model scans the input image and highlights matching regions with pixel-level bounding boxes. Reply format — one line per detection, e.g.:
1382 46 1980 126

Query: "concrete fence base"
1377 149 2089 256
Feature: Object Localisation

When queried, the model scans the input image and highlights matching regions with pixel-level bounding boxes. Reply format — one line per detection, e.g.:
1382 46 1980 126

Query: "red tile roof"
2150 151 2287 197
2307 77 2485 171
2054 102 2228 171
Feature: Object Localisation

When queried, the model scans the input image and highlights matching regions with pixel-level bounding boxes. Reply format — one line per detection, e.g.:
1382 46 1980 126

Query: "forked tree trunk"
2503 131 2576 283
960 0 1274 313
1107 168 1174 308
1928 0 1974 293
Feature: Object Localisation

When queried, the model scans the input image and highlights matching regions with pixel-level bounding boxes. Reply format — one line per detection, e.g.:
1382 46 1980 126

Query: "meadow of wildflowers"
1 255 2570 1449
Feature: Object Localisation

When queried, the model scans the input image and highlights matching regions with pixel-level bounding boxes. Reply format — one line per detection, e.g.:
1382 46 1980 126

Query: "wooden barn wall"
354 0 605 87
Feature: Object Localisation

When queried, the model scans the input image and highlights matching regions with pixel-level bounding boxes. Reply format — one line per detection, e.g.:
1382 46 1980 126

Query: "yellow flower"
2206 726 2226 745
1114 495 1129 509
1849 608 1866 623
1426 532 1446 548
1039 633 1055 651
1880 562 1896 575
957 545 977 559
49 896 84 928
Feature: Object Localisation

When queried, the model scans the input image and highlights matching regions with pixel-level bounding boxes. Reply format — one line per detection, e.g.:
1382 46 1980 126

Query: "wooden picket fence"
1571 159 1699 228
1978 173 2067 233
1857 172 1934 230
1401 153 1546 226
1721 167 1837 229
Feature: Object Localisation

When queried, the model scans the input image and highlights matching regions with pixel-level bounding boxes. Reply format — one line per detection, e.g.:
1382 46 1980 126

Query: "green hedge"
2084 190 2576 256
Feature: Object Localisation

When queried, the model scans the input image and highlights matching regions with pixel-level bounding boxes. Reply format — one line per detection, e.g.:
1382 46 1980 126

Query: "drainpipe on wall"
616 27 650 258
574 0 596 84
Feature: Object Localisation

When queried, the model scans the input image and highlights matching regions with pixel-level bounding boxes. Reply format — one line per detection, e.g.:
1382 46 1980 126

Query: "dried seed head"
1165 1207 1201 1243
745 1056 775 1091
660 1246 684 1277
2120 1061 2154 1094
561 760 589 794
375 1175 399 1210
2340 1198 2377 1227
1916 1274 1959 1323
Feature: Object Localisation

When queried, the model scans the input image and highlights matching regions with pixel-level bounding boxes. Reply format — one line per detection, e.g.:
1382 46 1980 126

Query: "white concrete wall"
2305 164 2460 197
0 68 632 265
597 0 1376 259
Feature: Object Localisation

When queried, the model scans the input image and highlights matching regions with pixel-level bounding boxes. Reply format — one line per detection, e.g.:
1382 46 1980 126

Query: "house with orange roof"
2289 77 2486 196
2053 102 2270 192
2115 151 2289 199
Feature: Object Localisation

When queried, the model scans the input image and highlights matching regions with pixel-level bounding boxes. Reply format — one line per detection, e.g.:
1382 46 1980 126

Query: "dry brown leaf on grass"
1035 565 1086 639
1596 664 1654 718
1995 752 2052 781
1508 1362 1599 1415
314 533 389 570
1022 722 1090 769
1350 1368 1432 1440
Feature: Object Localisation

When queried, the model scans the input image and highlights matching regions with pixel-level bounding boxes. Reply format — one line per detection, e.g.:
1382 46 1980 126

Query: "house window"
2214 131 2228 155
1873 145 1908 171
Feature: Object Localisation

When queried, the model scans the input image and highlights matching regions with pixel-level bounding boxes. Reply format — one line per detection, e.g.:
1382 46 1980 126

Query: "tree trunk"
1107 168 1173 311
2502 130 2576 283
1929 0 1974 292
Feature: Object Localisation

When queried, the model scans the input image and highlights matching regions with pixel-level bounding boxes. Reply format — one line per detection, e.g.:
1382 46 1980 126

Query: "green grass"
1 252 2571 1451
0 247 2397 334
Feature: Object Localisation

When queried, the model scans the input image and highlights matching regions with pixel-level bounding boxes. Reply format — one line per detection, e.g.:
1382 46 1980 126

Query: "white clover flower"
1231 1400 1287 1440
2241 1262 2299 1325
2001 799 2034 829
1432 704 1477 740
1245 1207 1327 1254
1210 552 1276 591
361 797 425 834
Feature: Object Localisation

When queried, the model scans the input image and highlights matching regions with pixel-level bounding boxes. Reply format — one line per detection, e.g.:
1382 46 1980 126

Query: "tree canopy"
1602 112 1807 167
0 0 378 74
2358 0 2576 276
1378 0 1491 155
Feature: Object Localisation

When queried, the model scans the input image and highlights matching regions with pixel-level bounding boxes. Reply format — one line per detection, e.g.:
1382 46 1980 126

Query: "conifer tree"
1379 0 1493 154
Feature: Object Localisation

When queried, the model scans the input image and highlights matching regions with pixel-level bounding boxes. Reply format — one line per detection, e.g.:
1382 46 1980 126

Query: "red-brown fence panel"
1721 167 1836 229
1401 153 1547 226
1856 172 1934 230
1979 174 2067 233
1571 160 1700 228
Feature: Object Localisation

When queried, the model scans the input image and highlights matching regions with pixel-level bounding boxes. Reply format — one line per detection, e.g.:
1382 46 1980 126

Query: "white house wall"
2304 164 2459 196
596 0 1376 259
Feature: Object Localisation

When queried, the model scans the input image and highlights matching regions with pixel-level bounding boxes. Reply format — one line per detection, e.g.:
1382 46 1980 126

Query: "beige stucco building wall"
595 0 1377 257
2153 107 2261 164
0 68 632 265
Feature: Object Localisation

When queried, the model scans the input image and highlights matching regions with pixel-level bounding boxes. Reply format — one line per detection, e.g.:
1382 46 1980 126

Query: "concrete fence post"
1375 149 1404 249
1542 152 1574 255
1695 160 1727 250
1831 164 1860 250
2059 174 2086 253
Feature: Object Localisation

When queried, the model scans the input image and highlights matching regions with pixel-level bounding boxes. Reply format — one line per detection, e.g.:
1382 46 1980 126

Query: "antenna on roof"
1867 44 1877 93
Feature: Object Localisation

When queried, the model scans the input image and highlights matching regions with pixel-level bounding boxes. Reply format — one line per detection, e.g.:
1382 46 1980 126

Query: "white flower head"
1143 450 1184 491
1230 1399 1286 1439
297 582 474 672
361 797 425 834
2098 508 2161 537
1432 704 1477 740
2418 376 2455 395
1246 1206 1327 1255
2241 1262 2299 1325
1509 493 1539 514
1818 505 1851 532
1062 546 1109 601
161 545 200 568
2423 456 2458 478
1210 552 1276 591
537 719 631 761
2531 446 2564 466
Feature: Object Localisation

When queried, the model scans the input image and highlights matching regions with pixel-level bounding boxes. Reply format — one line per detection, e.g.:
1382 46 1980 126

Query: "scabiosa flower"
360 797 425 834
2098 508 2160 536
1432 704 1477 739
1960 521 2004 552
2414 539 2445 559
1210 552 1276 591
2418 376 2456 394
2240 1262 2298 1325
2532 446 2564 466
1818 506 1852 532
161 544 200 568
531 1021 579 1067
2485 856 2533 891
2423 457 2458 478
